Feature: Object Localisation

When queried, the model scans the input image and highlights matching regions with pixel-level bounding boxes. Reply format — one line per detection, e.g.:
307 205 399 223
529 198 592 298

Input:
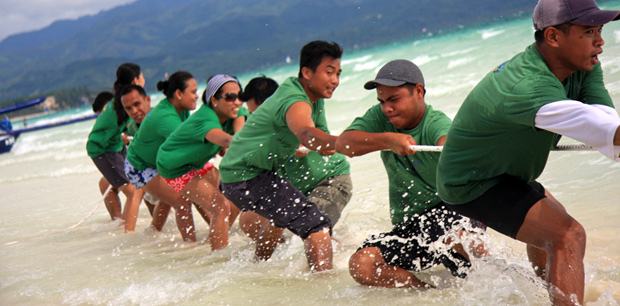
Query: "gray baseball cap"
364 59 425 90
533 0 620 31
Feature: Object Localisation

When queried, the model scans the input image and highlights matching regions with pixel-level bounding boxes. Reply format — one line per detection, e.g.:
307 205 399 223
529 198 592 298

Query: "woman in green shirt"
86 63 144 222
123 71 200 241
157 74 245 250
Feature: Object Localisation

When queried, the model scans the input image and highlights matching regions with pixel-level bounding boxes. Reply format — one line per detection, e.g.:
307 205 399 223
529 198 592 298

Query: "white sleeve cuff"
535 100 620 161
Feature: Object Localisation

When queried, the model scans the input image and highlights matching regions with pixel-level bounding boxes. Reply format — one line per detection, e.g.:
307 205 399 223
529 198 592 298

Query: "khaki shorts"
307 174 352 227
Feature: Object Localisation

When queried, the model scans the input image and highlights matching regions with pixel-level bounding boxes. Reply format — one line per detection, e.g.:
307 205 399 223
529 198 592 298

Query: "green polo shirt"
157 105 248 178
220 77 327 183
86 102 125 157
437 44 613 204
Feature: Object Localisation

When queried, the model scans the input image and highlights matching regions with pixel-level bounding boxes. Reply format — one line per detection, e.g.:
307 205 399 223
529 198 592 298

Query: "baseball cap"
533 0 620 31
364 59 425 90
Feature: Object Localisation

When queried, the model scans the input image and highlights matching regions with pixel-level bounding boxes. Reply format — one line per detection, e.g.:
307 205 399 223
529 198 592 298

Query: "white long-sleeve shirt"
535 100 620 161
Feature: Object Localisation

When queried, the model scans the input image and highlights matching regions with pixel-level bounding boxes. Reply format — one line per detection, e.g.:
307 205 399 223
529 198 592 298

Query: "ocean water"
2 11 620 306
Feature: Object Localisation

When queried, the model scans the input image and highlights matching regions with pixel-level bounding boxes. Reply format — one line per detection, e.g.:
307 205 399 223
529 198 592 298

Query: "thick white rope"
404 144 594 152
298 143 593 154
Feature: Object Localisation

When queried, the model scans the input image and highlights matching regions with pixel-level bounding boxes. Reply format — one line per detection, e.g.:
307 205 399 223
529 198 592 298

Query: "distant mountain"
0 0 536 105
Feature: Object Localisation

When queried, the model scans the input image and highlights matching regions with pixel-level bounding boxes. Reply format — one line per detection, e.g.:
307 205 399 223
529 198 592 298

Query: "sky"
0 0 136 41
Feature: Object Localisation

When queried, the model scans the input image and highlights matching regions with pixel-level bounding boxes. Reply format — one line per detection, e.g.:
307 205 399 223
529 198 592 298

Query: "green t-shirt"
437 44 613 204
220 77 326 183
281 152 350 195
346 104 451 224
157 105 246 179
279 101 350 195
86 102 125 157
126 98 189 171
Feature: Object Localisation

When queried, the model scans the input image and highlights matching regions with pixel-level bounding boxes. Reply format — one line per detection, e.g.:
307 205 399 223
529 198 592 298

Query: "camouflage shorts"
307 174 352 226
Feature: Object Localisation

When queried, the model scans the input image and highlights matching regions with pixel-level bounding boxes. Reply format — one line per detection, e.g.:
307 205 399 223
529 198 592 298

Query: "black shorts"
448 175 546 239
91 151 129 189
361 205 480 278
221 171 332 239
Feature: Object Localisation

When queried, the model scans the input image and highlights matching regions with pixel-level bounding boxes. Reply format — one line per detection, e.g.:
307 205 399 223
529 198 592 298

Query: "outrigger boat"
0 96 97 154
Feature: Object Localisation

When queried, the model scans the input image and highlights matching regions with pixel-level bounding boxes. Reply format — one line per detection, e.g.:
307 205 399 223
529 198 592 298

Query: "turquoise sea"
1 7 620 305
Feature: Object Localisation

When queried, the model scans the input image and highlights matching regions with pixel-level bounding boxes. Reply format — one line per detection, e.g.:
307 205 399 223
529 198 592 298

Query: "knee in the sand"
349 247 382 283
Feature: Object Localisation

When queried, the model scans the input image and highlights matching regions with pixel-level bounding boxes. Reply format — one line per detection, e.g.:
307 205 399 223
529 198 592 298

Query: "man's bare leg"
239 211 268 241
98 177 122 220
515 193 586 306
349 246 428 288
304 229 333 272
238 211 285 260
445 228 488 259
256 226 285 260
239 211 259 240
527 245 547 279
525 191 567 279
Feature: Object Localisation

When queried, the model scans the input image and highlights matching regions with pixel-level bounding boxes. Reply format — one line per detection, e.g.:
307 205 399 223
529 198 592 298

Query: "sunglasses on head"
217 92 241 102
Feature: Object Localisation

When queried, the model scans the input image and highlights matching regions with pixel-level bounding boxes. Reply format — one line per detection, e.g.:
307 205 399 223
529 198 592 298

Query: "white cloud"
0 0 136 41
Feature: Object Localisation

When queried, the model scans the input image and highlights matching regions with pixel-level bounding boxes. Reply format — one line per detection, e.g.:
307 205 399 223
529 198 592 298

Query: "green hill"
0 0 536 106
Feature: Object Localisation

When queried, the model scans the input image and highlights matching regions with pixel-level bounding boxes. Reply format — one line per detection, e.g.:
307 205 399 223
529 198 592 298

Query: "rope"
298 143 595 154
406 144 595 152
65 185 112 231
550 144 595 151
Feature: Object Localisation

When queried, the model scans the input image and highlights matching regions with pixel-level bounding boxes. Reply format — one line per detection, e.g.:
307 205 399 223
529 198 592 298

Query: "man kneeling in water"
337 60 486 288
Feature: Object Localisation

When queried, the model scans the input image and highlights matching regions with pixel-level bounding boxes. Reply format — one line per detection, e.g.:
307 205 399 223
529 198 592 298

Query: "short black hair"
400 83 426 96
239 76 278 105
298 40 343 78
114 84 148 125
92 91 114 113
119 84 147 98
534 23 572 43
